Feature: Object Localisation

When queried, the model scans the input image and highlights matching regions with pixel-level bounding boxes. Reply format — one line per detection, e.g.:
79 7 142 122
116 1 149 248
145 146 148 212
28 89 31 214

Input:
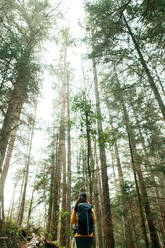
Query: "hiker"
70 192 96 248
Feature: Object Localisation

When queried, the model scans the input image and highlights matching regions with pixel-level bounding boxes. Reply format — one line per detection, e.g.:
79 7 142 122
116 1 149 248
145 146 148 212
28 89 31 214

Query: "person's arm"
92 208 96 224
70 209 76 224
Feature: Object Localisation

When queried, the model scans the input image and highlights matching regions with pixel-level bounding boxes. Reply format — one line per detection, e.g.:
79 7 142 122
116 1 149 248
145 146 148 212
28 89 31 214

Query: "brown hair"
74 192 87 211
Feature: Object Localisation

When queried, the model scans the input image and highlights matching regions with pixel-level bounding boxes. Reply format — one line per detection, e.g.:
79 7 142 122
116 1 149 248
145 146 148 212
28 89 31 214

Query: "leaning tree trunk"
114 141 136 248
113 67 161 247
129 98 165 245
153 68 165 97
107 106 135 248
8 182 17 221
123 15 165 122
121 96 161 248
17 101 37 226
16 168 26 223
92 58 115 248
113 71 160 247
0 83 24 219
0 79 26 171
27 160 40 226
2 128 17 185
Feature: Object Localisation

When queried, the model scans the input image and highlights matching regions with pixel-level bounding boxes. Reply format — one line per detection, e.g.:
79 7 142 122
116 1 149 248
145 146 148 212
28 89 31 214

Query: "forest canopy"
0 0 165 248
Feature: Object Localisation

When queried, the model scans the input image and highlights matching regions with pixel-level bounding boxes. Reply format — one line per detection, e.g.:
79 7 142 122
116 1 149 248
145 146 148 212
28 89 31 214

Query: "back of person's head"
74 192 87 211
79 192 87 203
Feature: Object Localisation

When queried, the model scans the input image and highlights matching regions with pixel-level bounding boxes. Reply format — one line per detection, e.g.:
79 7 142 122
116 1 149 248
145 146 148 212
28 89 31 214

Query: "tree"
92 59 115 248
17 101 37 226
85 0 165 122
0 0 54 223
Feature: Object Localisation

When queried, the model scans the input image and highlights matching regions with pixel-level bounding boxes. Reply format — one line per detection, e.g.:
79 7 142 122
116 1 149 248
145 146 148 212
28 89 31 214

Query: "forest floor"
0 221 58 248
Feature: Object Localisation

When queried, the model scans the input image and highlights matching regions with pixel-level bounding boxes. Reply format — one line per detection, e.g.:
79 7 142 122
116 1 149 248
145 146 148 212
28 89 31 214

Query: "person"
70 192 96 248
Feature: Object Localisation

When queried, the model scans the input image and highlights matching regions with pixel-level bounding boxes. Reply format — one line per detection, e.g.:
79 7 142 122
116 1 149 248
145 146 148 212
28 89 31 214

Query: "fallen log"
19 245 28 248
44 239 58 248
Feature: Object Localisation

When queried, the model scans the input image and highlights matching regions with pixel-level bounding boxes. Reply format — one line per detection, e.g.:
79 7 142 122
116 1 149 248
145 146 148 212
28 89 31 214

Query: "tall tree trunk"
17 101 37 226
16 168 26 224
66 71 71 248
27 161 40 226
94 140 106 246
110 149 118 195
0 174 5 232
121 95 161 248
129 99 165 244
81 61 93 202
59 42 67 247
47 153 56 232
112 68 161 247
82 60 103 247
153 68 165 97
123 15 165 122
126 131 149 248
60 129 67 246
2 128 17 185
8 182 17 221
92 59 115 248
52 87 66 241
0 81 25 170
0 84 24 218
91 141 103 248
85 103 93 203
107 106 135 248
114 141 136 248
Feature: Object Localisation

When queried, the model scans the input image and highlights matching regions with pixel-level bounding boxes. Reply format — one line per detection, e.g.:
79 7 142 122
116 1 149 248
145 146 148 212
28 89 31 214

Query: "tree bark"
2 129 17 185
17 101 37 226
47 153 56 232
60 128 67 246
0 81 25 171
16 168 26 224
0 83 24 218
59 42 67 247
8 182 17 221
110 149 118 195
130 98 165 244
121 96 161 248
107 106 136 248
27 160 40 226
52 87 66 241
92 58 115 248
91 141 103 248
66 70 72 248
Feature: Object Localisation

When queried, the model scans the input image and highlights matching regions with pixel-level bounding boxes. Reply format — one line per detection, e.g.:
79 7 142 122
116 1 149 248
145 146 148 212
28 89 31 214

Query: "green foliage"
54 240 66 248
60 209 70 221
0 221 24 248
85 0 128 63
121 180 134 193
98 130 109 148
72 92 97 137
0 0 54 121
